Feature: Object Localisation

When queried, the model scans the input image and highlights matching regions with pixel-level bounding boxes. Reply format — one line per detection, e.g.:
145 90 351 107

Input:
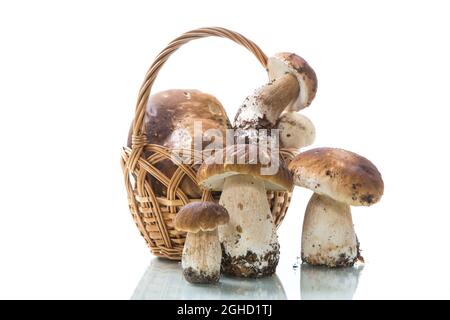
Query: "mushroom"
174 202 229 284
232 53 317 147
127 89 230 198
267 52 318 112
233 73 300 136
288 148 384 267
197 144 293 278
266 53 318 149
276 111 316 149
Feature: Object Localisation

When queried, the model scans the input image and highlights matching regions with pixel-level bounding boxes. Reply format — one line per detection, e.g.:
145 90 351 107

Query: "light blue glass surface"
132 256 363 300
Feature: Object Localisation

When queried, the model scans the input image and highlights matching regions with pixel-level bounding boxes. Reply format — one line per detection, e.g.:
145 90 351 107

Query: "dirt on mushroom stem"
221 243 280 278
218 175 280 277
181 230 222 284
183 267 220 284
301 193 362 268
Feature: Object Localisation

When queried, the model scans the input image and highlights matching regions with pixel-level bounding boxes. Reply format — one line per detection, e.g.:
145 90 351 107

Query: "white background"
1 0 449 299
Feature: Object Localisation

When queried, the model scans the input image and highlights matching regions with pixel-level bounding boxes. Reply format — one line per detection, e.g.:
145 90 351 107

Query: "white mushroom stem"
276 111 315 149
302 193 361 267
182 230 221 283
234 73 299 130
218 174 279 277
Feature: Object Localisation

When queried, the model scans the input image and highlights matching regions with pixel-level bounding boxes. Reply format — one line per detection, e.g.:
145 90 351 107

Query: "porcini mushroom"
276 111 316 149
127 89 230 198
233 73 300 134
233 53 317 147
197 144 293 278
288 148 384 267
267 52 318 112
174 202 229 284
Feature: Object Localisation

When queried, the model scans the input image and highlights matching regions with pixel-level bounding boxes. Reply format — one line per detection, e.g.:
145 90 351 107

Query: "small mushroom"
288 148 384 267
267 52 318 112
174 202 229 284
197 144 293 278
276 111 316 149
268 53 318 148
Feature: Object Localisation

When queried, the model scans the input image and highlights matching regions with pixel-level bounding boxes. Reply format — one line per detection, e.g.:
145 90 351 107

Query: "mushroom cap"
276 111 316 149
174 202 229 233
127 89 230 198
127 89 230 149
288 148 384 206
197 144 293 192
268 53 318 111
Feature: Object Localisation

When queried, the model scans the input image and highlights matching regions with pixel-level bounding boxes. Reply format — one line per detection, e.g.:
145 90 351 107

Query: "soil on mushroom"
301 239 363 268
221 243 280 278
183 267 220 284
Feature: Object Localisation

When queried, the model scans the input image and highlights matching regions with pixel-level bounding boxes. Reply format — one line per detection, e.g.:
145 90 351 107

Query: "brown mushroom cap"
127 89 230 198
268 53 318 111
288 148 384 206
127 89 230 149
174 202 229 233
197 144 293 191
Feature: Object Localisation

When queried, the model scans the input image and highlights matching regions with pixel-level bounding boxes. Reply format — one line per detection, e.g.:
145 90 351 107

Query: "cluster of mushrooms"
132 52 384 284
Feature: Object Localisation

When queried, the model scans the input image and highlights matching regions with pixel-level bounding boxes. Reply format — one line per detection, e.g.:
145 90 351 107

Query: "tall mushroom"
197 144 293 278
127 89 230 197
233 73 299 133
276 111 316 149
174 202 229 284
288 148 384 267
268 53 318 149
233 53 317 148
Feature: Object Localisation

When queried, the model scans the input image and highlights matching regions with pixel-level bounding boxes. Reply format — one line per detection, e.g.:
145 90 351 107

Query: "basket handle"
130 27 268 148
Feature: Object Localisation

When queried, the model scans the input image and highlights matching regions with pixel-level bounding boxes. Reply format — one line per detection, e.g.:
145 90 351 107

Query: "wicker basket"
121 27 296 260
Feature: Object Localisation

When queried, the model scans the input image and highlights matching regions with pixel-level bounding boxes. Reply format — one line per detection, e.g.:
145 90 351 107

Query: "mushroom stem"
234 73 300 131
218 174 279 278
182 230 221 283
302 193 362 267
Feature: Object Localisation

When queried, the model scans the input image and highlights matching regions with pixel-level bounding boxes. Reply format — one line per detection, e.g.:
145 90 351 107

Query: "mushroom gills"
218 174 279 278
301 193 362 267
182 230 221 284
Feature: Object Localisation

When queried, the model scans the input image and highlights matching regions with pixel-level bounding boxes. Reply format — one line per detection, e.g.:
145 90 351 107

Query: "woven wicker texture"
121 27 295 260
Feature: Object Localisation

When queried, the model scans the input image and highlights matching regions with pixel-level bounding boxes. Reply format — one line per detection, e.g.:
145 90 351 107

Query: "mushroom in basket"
127 89 230 198
233 70 300 135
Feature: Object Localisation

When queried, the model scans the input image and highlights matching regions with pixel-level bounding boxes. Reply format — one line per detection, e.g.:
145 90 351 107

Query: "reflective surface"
300 264 363 300
132 258 287 300
132 255 364 300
